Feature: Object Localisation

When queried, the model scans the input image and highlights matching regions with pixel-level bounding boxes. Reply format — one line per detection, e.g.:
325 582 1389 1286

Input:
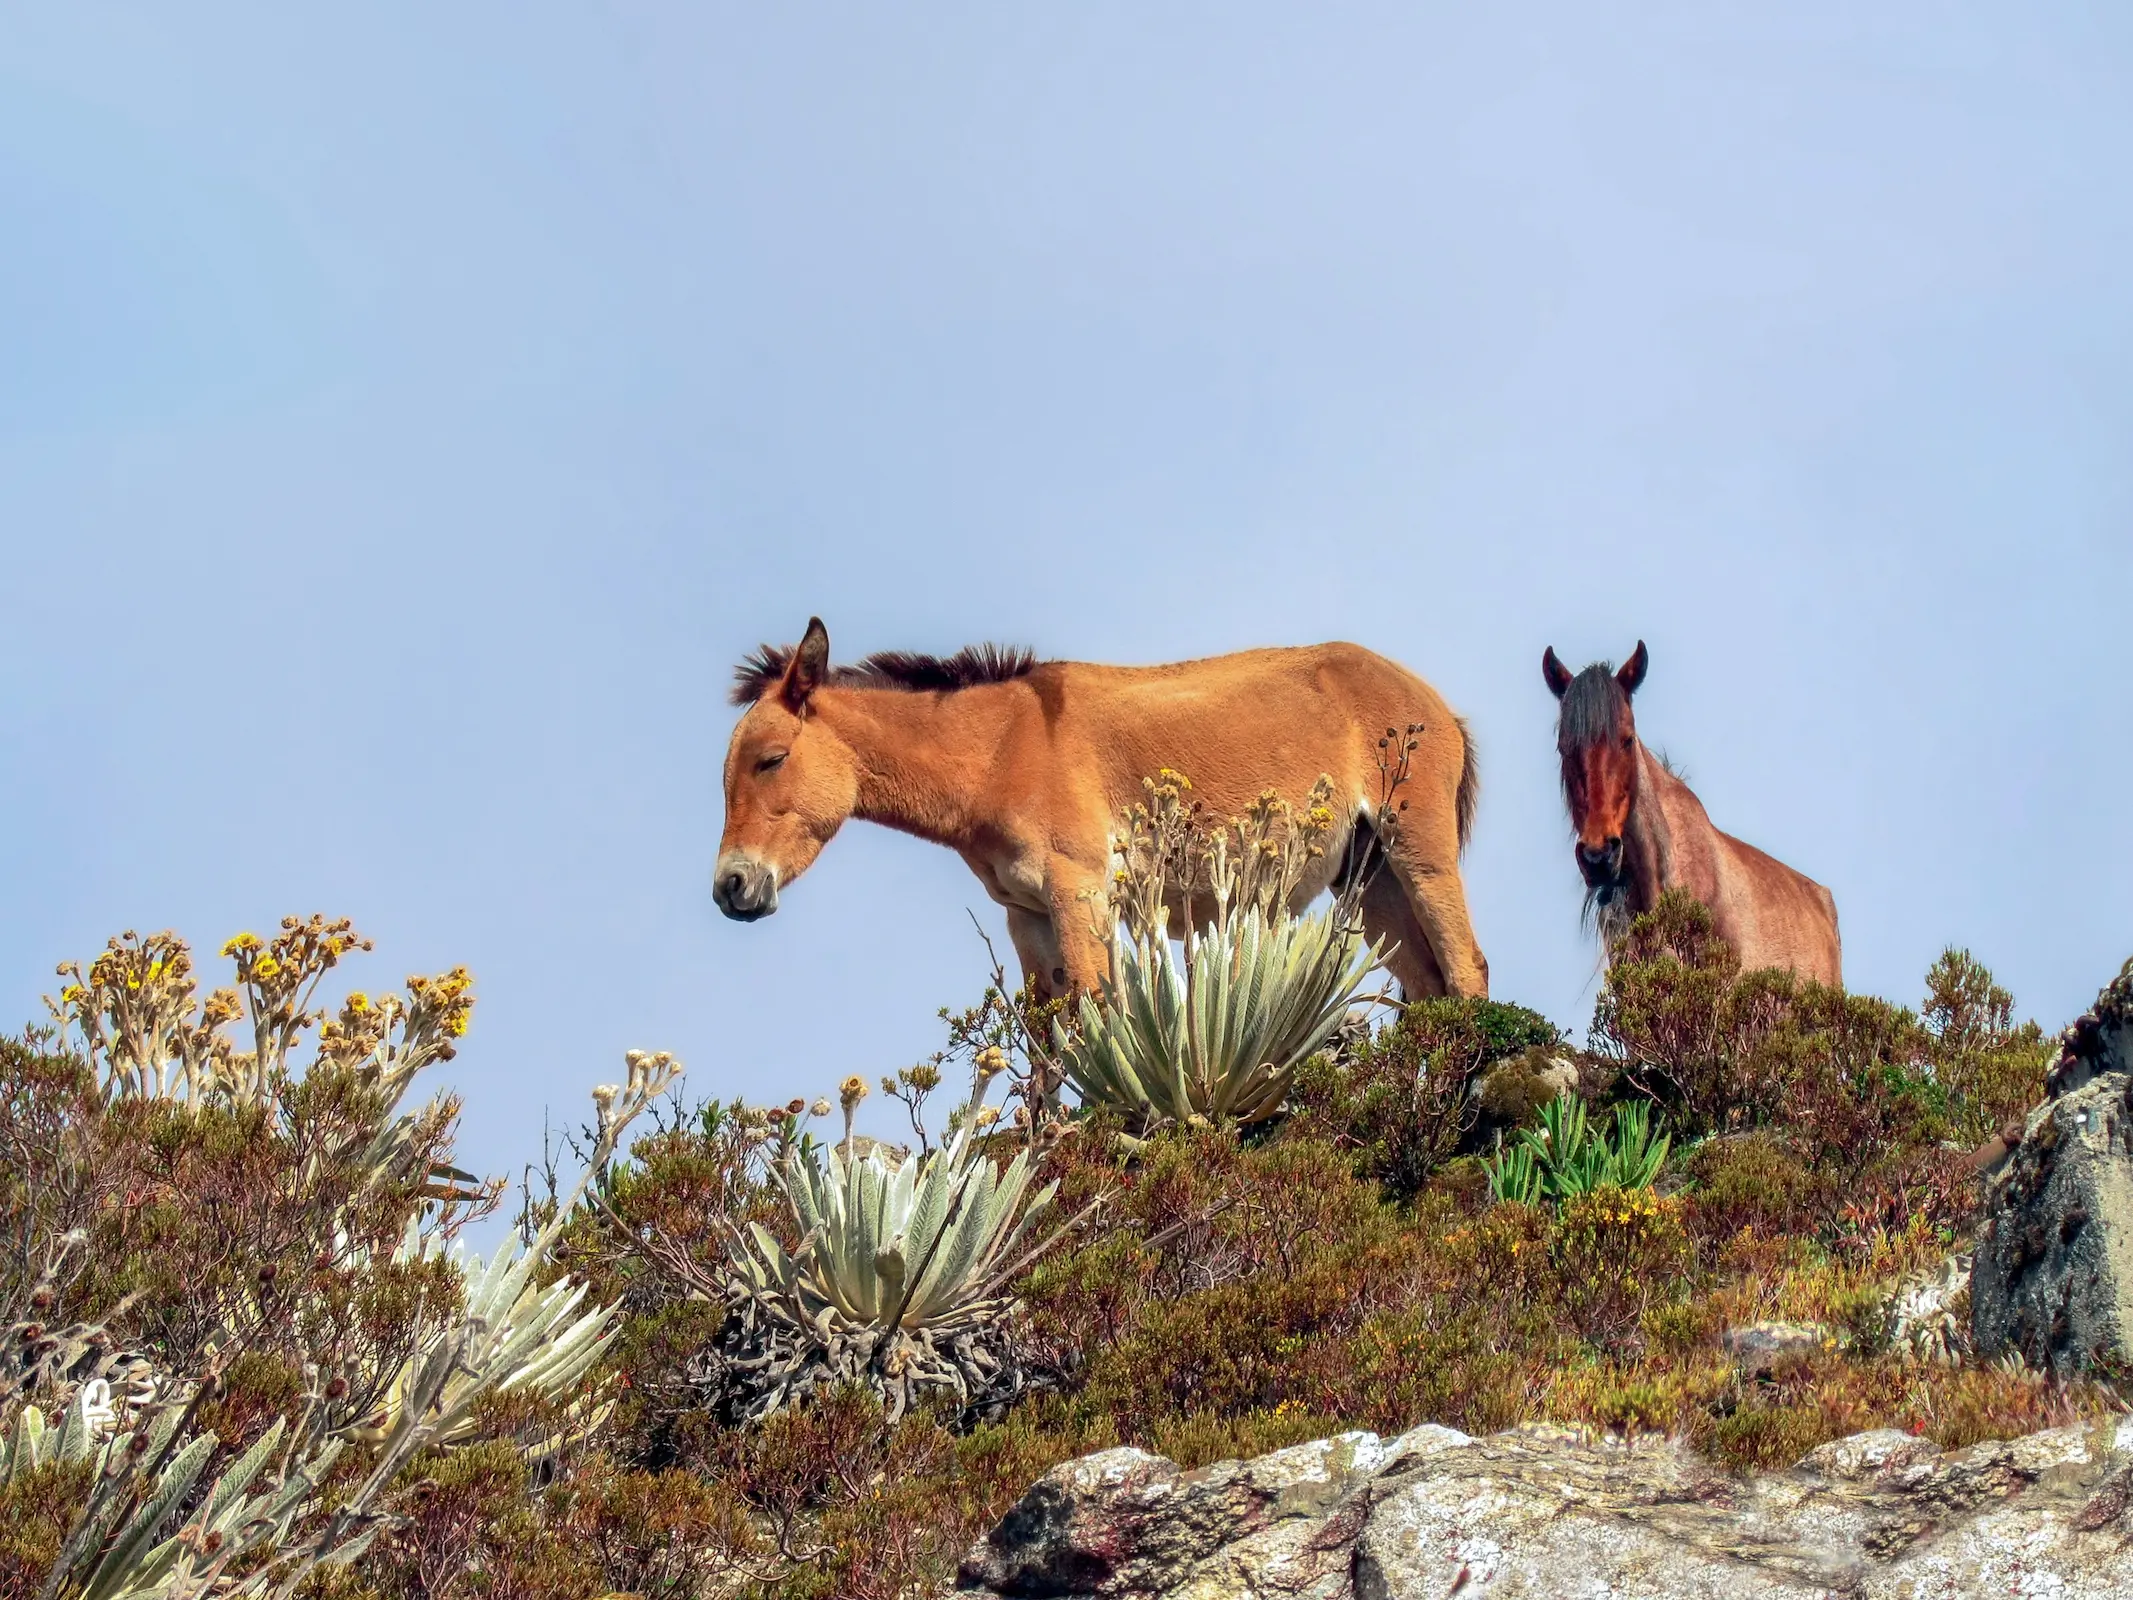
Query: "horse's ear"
1616 641 1649 696
782 617 831 710
1541 646 1573 700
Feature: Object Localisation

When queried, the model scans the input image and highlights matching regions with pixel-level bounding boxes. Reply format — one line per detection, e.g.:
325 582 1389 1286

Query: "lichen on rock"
1973 960 2133 1376
953 1419 2133 1599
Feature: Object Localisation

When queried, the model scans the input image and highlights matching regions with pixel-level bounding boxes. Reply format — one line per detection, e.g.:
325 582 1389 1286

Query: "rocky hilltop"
952 1418 2133 1599
948 958 2133 1600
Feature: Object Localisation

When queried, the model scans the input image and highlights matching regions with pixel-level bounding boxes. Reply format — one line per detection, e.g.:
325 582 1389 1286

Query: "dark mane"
1555 662 1628 751
729 641 1042 706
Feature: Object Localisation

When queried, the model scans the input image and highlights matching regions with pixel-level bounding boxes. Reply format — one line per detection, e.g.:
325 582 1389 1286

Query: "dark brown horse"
1543 642 1842 984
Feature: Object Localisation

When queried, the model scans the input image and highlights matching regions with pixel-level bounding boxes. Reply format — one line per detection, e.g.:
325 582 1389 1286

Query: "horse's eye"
1621 737 1634 750
754 752 788 774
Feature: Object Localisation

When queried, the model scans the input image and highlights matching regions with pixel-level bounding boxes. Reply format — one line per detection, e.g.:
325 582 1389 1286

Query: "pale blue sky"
3 5 2128 1187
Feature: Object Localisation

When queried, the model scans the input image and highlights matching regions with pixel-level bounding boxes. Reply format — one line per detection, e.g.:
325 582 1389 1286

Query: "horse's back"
1031 641 1465 820
1052 641 1443 708
1714 829 1843 987
1047 644 1451 750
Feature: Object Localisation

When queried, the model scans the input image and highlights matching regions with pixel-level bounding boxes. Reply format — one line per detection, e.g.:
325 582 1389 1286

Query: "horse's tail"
1455 715 1480 853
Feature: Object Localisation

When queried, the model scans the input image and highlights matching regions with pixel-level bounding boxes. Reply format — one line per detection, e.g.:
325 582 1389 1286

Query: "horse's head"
714 618 860 922
1542 640 1648 890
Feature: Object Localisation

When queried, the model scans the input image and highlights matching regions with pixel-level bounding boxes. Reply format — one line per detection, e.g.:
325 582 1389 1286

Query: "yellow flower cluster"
84 931 199 999
49 916 500 1107
1105 767 1350 943
48 930 233 1101
1594 1191 1664 1226
406 965 476 1044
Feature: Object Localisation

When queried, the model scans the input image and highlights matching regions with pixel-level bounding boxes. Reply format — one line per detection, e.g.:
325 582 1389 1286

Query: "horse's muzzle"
1577 838 1623 887
714 855 779 922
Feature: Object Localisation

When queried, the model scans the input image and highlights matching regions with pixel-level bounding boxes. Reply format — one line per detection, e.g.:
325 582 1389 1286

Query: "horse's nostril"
716 865 777 923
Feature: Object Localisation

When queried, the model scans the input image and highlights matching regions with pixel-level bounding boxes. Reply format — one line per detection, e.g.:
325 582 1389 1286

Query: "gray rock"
1971 1070 2133 1374
953 1419 2133 1598
2045 957 2133 1099
955 1432 1394 1599
1469 1048 1582 1134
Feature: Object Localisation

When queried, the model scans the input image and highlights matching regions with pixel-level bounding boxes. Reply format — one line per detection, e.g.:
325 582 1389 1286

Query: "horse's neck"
817 688 1011 849
1623 745 1716 910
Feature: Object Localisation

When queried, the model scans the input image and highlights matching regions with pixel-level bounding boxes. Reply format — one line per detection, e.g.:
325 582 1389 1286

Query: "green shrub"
1682 1132 1827 1255
1922 948 2050 1145
1286 996 1561 1201
1554 1186 1693 1344
1 919 676 1600
1590 893 2000 1244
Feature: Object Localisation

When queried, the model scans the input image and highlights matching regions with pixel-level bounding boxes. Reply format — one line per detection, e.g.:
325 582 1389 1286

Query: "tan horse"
1543 641 1841 984
715 619 1490 999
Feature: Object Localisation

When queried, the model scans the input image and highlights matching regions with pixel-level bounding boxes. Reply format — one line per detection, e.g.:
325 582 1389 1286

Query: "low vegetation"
1058 772 1380 1133
1 783 2111 1599
1483 1093 1671 1207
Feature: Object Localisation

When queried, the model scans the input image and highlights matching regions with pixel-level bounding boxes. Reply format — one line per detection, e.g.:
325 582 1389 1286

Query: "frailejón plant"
1057 771 1384 1131
719 1122 1059 1420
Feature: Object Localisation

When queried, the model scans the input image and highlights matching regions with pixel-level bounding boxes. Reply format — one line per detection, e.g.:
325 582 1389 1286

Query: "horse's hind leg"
1358 869 1447 1001
1380 824 1490 998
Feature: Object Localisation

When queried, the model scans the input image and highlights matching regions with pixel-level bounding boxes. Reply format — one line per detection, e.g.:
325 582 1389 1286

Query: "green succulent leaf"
731 1124 1054 1346
1059 906 1378 1131
1486 1093 1672 1211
